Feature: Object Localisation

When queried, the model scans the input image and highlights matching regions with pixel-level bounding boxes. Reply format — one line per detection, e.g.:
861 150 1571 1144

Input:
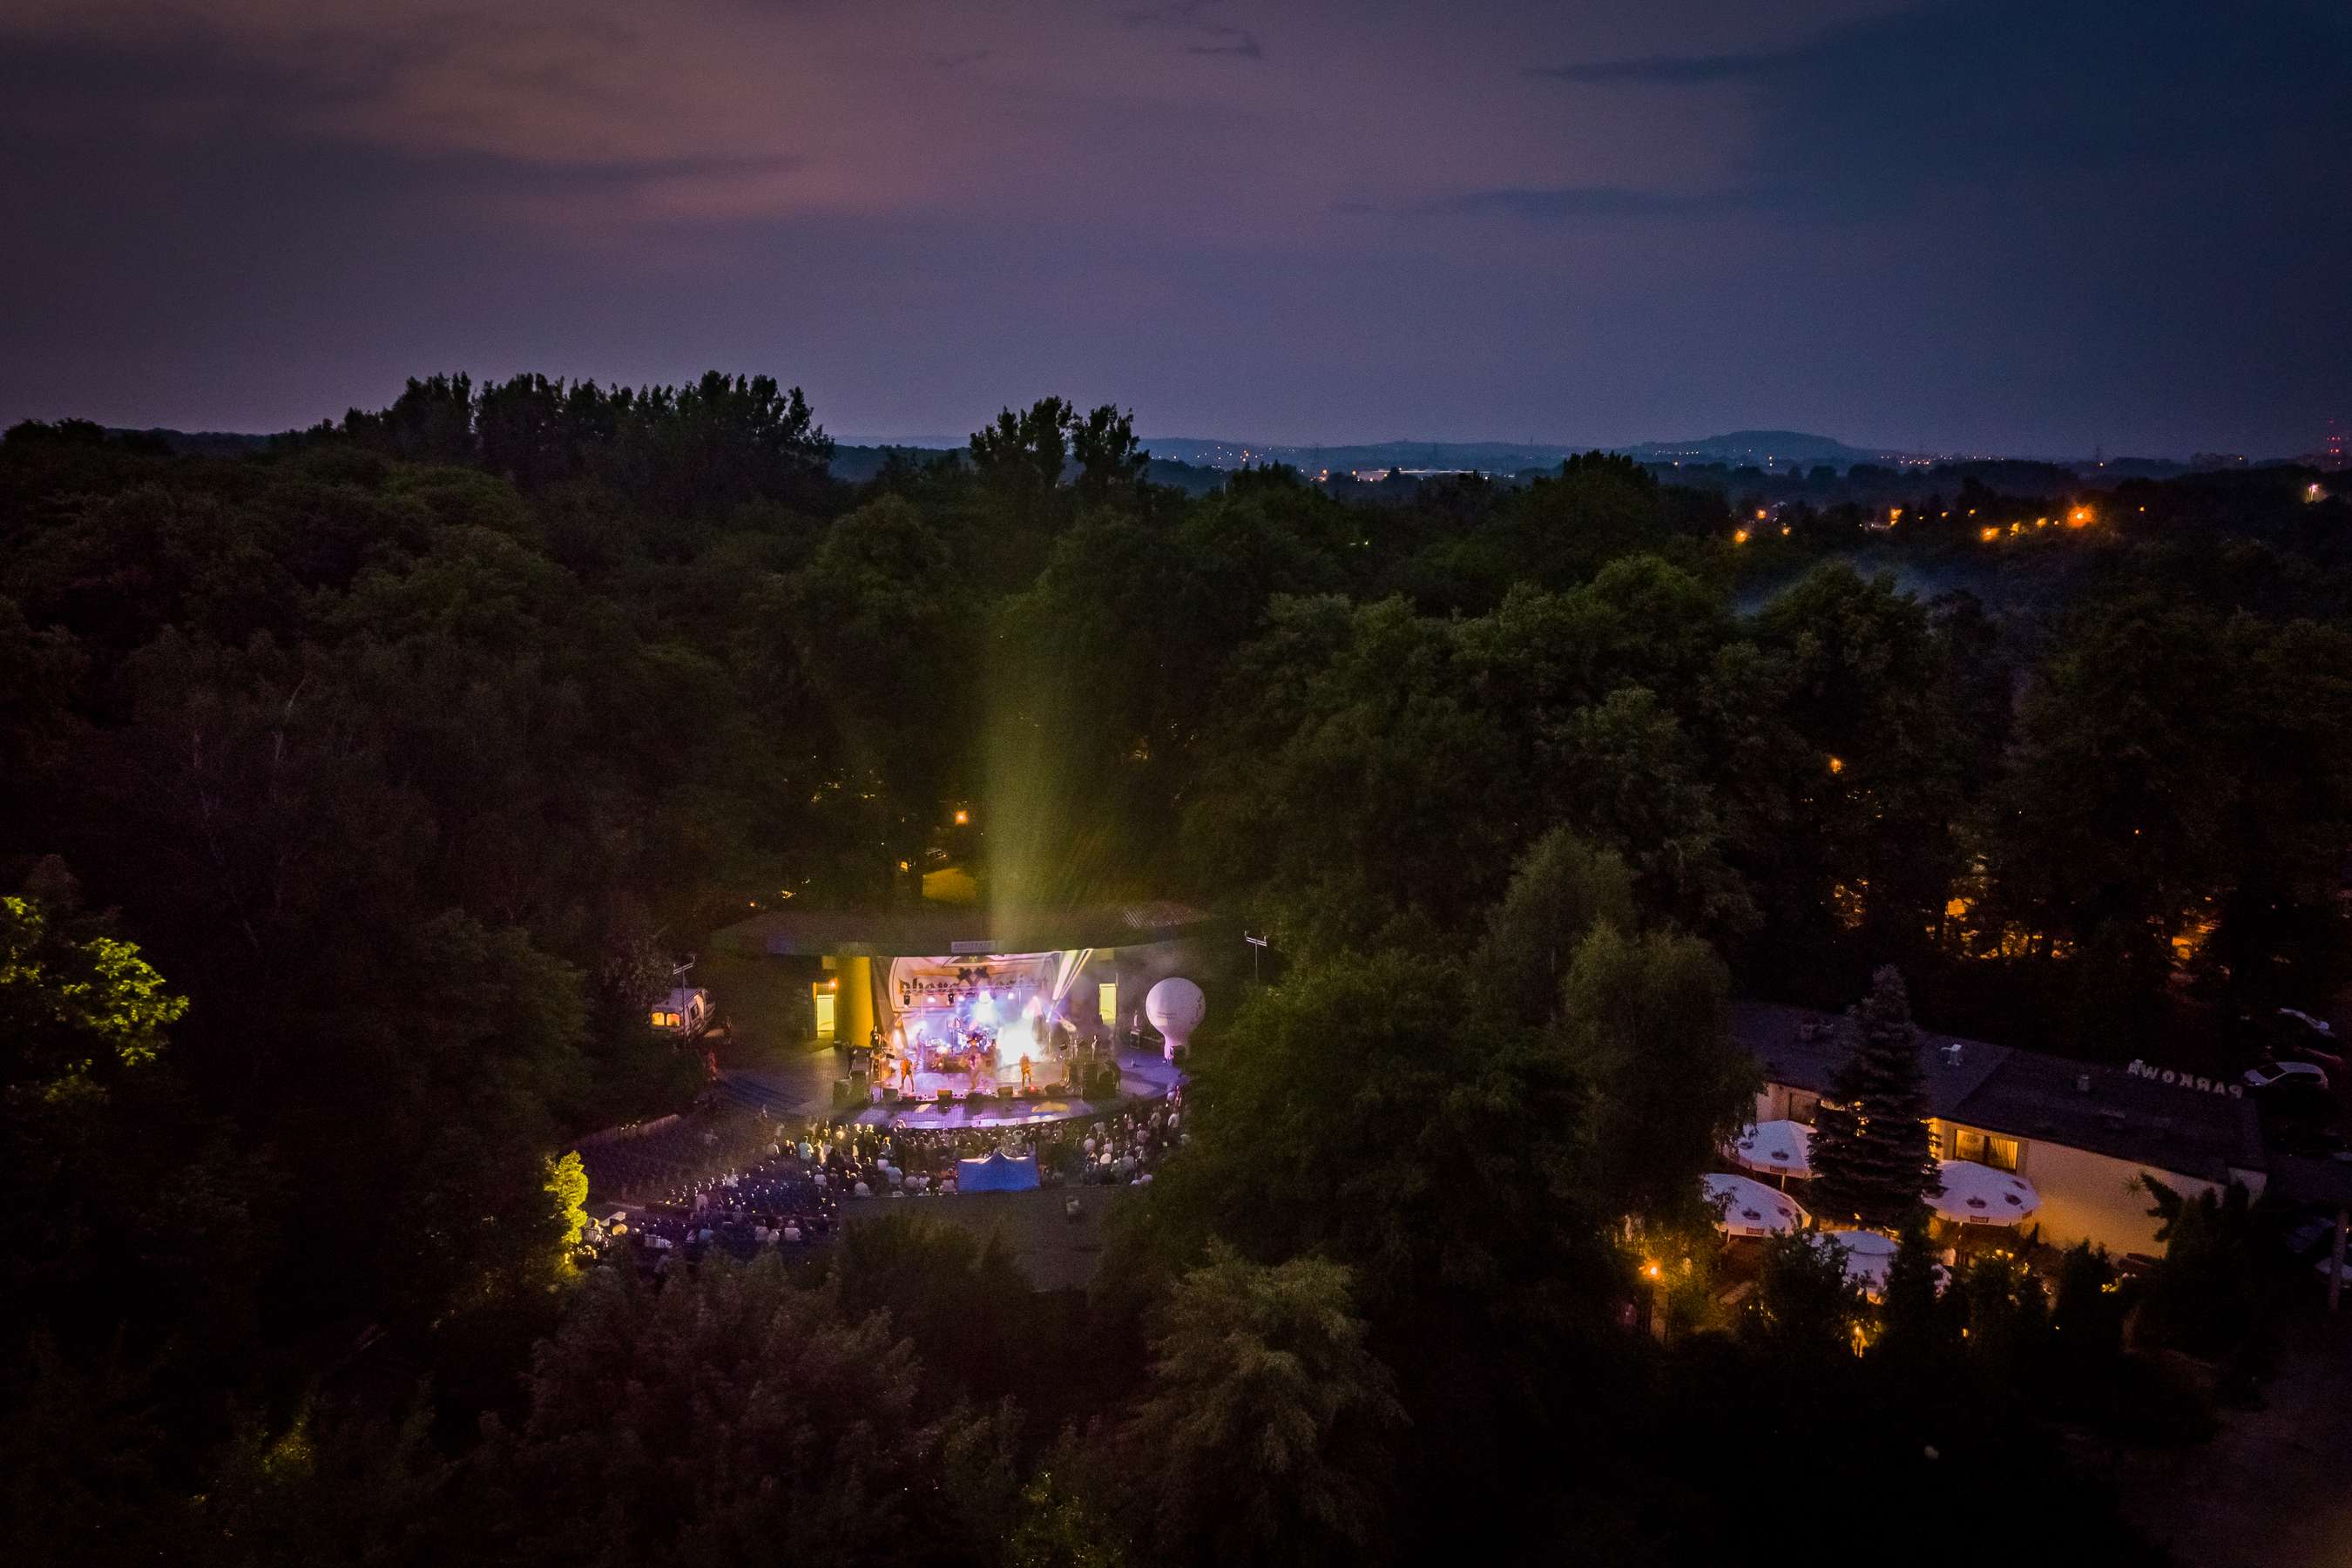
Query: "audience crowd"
578 1092 1185 1279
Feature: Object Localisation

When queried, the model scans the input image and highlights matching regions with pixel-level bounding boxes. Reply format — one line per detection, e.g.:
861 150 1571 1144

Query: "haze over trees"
1 376 2342 1565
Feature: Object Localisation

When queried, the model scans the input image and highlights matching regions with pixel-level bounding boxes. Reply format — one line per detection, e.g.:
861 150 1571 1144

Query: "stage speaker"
830 1078 852 1108
936 1088 955 1106
849 1070 867 1099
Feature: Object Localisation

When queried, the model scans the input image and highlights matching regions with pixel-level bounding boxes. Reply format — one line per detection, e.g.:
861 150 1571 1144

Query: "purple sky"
3 0 2347 456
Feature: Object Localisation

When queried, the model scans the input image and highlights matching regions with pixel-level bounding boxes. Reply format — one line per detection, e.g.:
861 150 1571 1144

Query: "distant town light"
954 808 970 825
1733 528 1749 544
1828 755 1845 774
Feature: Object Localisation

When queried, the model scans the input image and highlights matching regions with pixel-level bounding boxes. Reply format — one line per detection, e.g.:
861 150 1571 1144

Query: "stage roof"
721 899 1219 959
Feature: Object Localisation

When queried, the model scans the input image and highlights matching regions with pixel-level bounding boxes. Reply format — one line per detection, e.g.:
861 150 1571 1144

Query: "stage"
843 1048 1184 1131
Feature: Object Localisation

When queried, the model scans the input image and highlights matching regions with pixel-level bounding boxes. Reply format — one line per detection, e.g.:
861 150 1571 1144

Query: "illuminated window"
1953 1126 2019 1172
1098 981 1119 1029
813 988 836 1040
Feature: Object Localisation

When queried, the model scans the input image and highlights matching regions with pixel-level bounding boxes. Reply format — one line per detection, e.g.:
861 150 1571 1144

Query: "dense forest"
3 372 2348 1565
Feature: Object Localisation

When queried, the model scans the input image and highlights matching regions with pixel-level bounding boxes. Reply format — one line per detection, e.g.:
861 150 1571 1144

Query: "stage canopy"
956 1152 1040 1193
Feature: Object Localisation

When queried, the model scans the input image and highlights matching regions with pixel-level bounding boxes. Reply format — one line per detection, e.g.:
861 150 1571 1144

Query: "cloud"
1187 27 1262 59
1420 186 1731 220
1525 52 1780 86
1529 0 2352 211
1123 0 1264 60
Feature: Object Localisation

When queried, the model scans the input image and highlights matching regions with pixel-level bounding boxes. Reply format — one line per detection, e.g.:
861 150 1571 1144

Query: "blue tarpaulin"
956 1152 1040 1193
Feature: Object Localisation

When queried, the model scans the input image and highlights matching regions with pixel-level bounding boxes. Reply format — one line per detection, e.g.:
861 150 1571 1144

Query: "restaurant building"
1736 1002 2270 1257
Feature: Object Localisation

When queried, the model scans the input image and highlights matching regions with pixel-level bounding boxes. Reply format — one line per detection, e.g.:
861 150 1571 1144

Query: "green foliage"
185 1398 451 1568
1863 1229 1959 1410
1005 1457 1132 1568
478 1259 1010 1568
4 374 2342 1566
1808 967 1939 1229
1740 1230 1866 1360
1123 1244 1404 1568
1993 598 2352 1037
0 889 186 1088
544 1152 589 1254
1472 827 1637 1029
1143 948 1605 1327
1556 923 1752 1222
828 1211 1035 1407
2136 1177 2261 1355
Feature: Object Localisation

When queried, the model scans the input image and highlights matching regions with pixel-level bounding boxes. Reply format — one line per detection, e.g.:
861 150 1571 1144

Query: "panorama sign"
2125 1060 2245 1098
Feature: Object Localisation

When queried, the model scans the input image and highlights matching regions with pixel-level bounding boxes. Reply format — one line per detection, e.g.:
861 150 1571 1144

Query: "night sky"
3 0 2347 455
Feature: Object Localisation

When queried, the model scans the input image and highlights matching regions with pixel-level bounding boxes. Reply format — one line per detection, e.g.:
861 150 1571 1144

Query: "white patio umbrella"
1730 1120 1814 1180
1704 1173 1811 1237
1930 1160 2040 1226
1813 1228 1898 1294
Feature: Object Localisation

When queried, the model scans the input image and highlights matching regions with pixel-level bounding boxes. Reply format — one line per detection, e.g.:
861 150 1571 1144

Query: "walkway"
2116 1301 2352 1567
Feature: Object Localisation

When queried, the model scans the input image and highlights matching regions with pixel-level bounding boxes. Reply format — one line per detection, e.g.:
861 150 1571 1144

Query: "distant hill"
1132 429 1921 476
86 424 2196 483
827 443 1227 496
111 427 275 456
1135 437 1579 476
1617 429 1910 470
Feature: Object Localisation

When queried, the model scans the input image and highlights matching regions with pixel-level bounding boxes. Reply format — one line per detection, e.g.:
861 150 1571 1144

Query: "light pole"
1244 932 1267 983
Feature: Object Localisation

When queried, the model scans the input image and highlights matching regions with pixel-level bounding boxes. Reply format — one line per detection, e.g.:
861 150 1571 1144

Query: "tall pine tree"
1808 965 1939 1228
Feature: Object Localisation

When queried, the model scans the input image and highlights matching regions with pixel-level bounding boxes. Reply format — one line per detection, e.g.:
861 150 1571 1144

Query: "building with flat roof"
1736 1002 2268 1257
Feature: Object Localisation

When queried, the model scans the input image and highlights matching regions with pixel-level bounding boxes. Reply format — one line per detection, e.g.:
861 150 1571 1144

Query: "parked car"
2244 1060 2332 1092
2275 1009 2347 1073
2282 1213 2341 1258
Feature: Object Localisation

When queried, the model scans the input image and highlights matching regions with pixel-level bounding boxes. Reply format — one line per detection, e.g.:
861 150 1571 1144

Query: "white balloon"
1144 977 1206 1055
